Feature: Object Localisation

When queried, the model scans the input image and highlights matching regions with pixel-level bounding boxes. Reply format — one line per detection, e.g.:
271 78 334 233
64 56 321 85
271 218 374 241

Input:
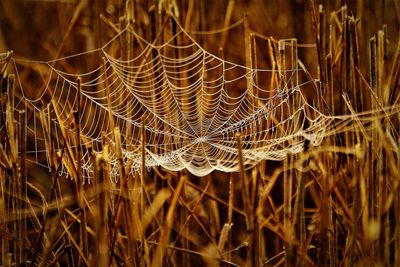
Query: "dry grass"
1 0 400 266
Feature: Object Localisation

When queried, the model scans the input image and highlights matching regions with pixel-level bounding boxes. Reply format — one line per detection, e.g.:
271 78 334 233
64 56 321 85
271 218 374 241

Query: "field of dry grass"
1 0 400 266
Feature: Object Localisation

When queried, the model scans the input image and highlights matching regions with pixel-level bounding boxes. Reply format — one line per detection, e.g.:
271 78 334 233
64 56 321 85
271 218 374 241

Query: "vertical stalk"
94 144 109 267
140 117 147 265
227 173 234 263
219 0 235 50
102 57 115 132
236 133 254 266
18 109 26 264
74 77 89 261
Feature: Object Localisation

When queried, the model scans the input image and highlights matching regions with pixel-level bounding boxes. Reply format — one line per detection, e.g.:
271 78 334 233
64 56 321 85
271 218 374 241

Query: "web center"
194 136 208 144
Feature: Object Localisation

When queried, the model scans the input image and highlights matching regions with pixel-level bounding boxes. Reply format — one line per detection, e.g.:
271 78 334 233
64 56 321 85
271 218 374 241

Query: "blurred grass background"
1 0 400 266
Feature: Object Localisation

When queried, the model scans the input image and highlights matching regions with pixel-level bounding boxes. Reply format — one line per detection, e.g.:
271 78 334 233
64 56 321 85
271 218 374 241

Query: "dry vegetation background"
1 0 400 266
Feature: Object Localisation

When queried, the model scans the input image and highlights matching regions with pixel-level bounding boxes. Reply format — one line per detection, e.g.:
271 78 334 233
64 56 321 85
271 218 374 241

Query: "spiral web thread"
0 19 399 180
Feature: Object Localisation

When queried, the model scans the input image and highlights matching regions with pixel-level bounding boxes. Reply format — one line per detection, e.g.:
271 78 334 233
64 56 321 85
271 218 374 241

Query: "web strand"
1 20 399 179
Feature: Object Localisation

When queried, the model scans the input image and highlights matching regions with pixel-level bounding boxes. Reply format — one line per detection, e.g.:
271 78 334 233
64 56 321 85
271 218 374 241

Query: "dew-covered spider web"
1 18 399 179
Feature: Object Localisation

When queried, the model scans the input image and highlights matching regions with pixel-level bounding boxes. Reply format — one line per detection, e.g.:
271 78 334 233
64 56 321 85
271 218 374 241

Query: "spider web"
1 19 399 180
